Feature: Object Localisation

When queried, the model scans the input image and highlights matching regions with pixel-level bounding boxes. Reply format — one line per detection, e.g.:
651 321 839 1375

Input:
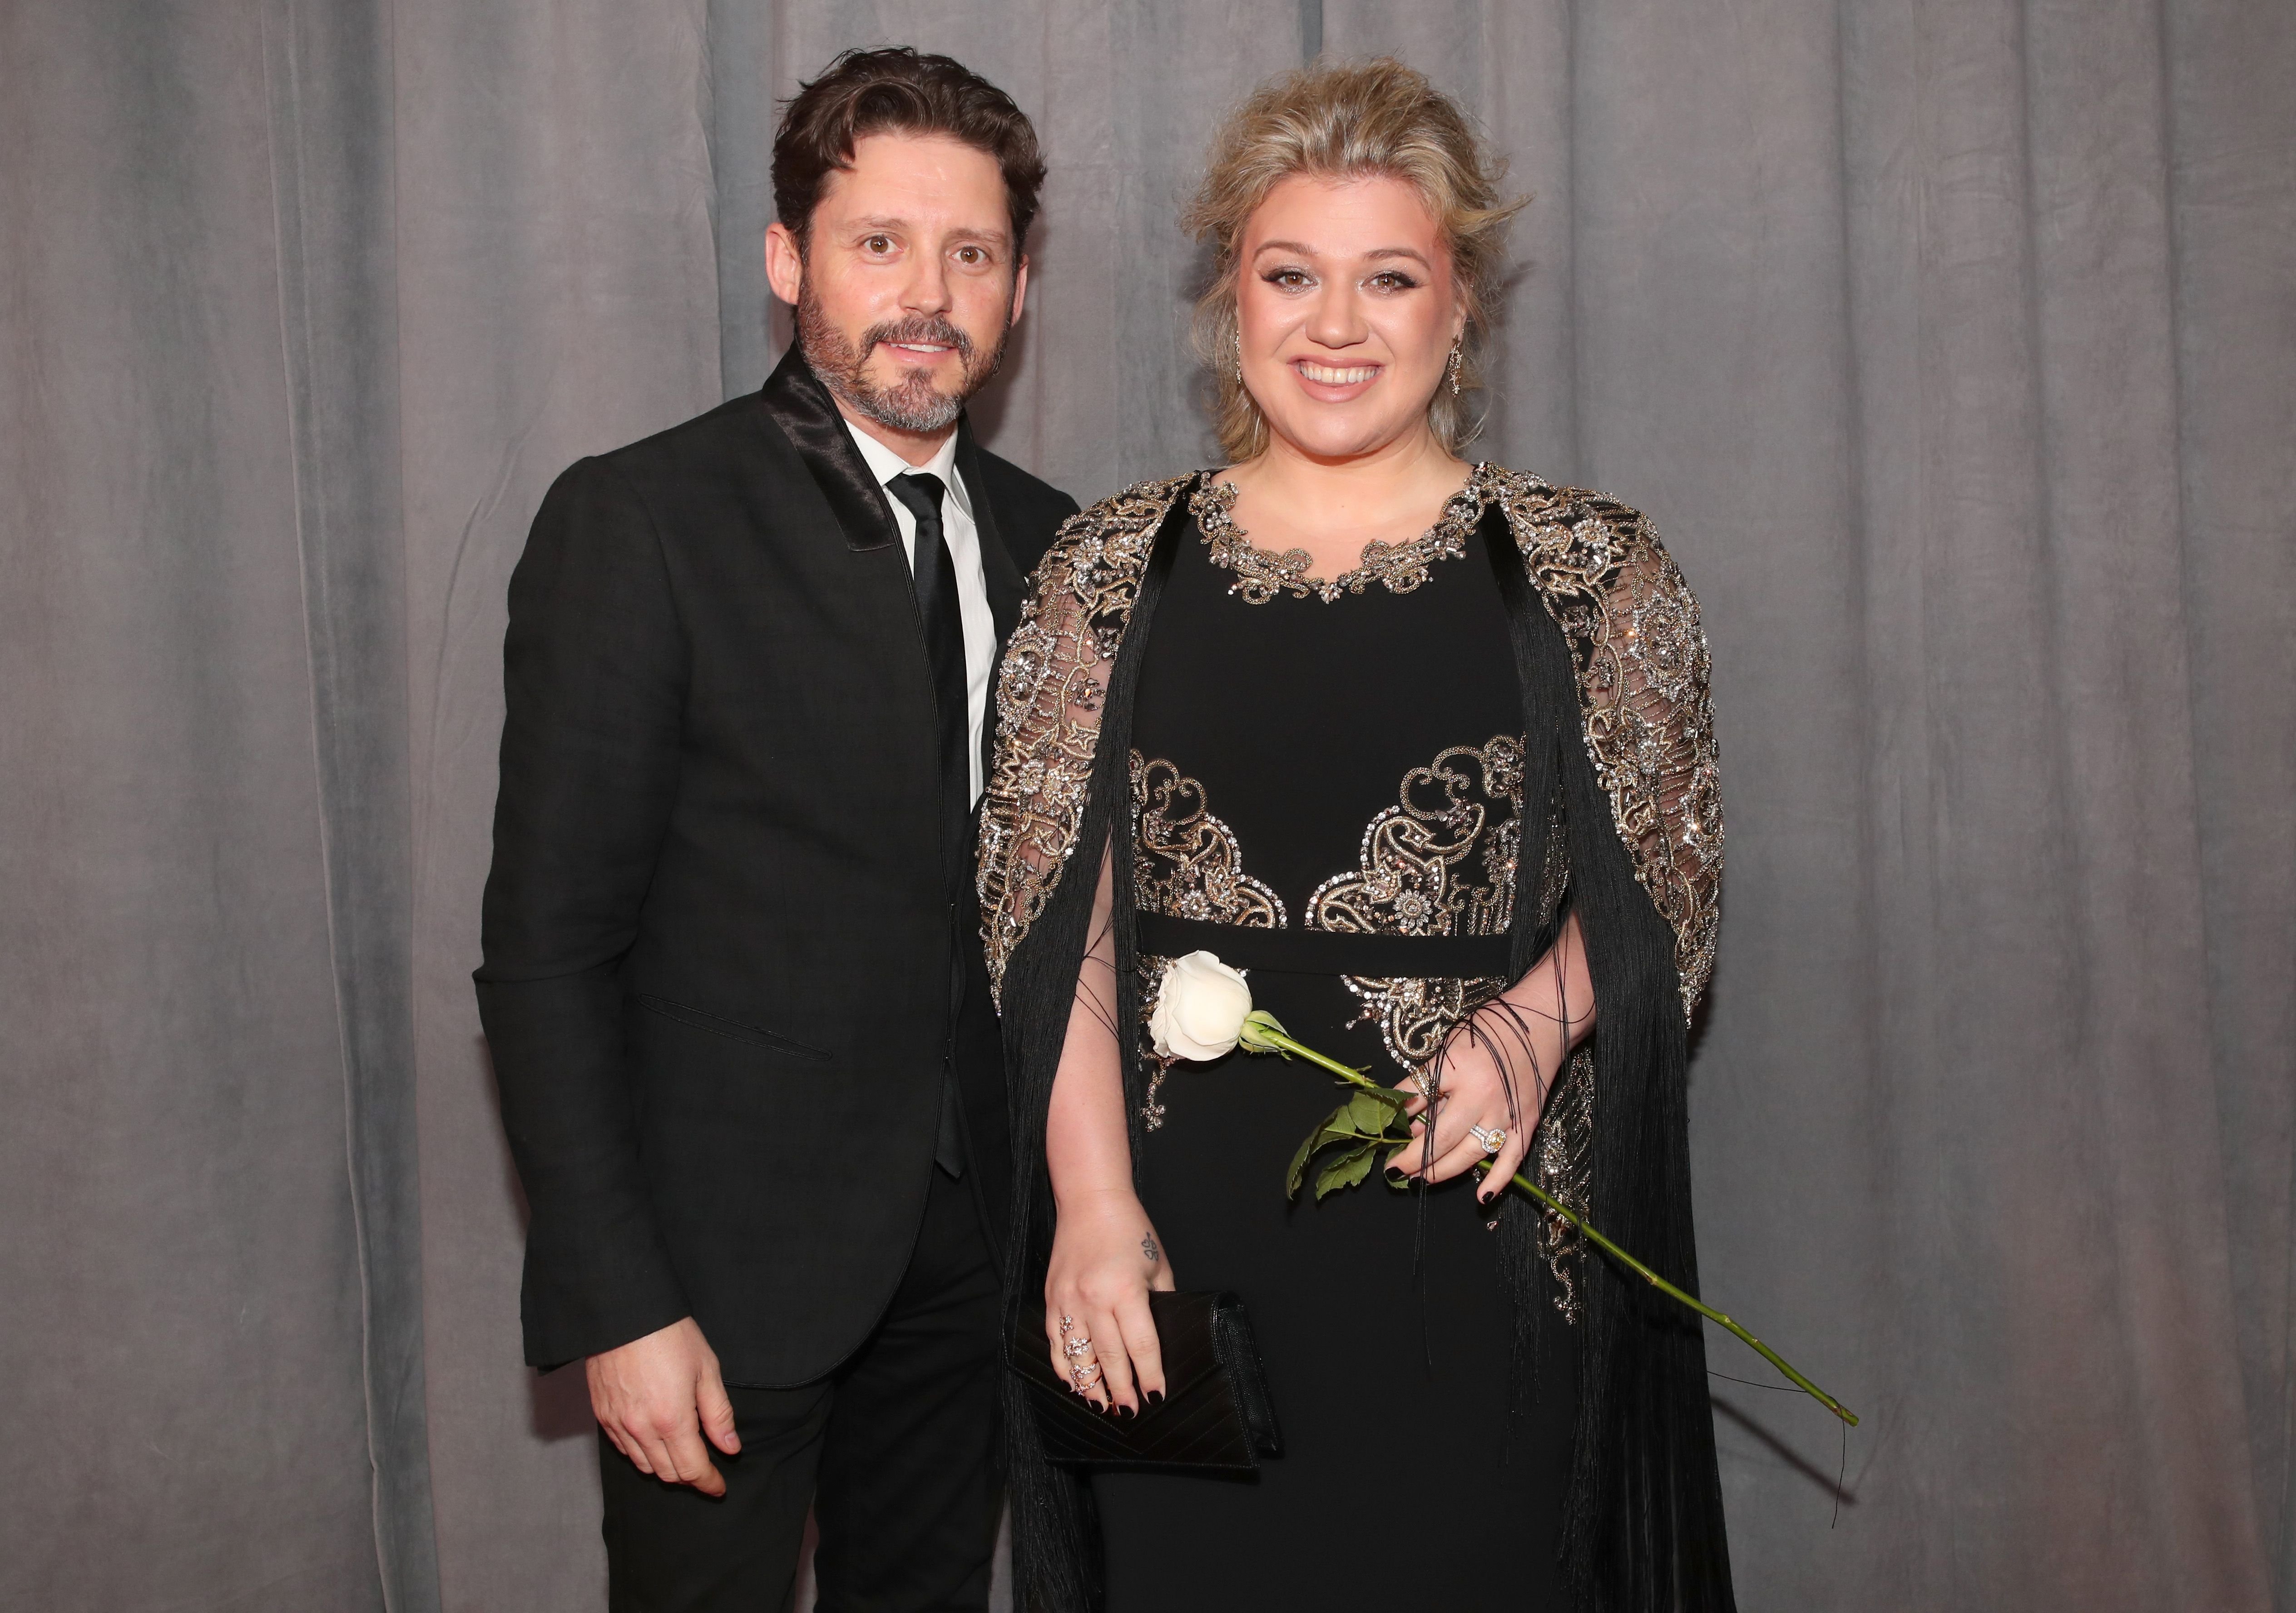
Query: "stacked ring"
1058 1311 1101 1393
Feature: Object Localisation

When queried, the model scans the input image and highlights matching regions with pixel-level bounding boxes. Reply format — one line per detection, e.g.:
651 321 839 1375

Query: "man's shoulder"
965 442 1081 570
533 390 800 542
580 390 777 482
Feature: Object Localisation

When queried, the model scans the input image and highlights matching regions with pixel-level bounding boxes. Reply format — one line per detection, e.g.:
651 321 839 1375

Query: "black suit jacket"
476 347 1077 1383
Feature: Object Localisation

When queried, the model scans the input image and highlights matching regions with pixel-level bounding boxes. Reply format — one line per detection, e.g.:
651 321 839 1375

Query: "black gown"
1096 483 1582 1611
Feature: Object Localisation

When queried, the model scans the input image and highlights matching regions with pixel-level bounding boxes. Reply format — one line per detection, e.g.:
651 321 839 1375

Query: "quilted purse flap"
1010 1291 1260 1472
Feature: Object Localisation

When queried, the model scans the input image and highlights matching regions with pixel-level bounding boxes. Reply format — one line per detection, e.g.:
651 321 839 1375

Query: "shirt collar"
841 415 971 519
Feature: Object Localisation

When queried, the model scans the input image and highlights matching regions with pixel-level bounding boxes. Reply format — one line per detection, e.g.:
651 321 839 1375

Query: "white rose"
1148 951 1255 1061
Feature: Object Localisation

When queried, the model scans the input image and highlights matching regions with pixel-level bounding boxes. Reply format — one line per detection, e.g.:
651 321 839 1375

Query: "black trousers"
599 1166 1002 1612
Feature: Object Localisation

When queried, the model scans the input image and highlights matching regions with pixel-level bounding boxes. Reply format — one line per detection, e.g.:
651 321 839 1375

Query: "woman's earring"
1447 339 1463 396
1233 329 1245 385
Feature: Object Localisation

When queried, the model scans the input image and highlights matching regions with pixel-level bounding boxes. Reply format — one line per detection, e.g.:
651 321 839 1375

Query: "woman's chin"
1265 411 1429 464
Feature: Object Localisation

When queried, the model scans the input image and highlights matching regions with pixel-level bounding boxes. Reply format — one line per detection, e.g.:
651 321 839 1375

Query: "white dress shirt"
843 418 995 806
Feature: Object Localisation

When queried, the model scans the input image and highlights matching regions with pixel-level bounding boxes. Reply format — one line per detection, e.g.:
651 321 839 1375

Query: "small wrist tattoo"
1141 1232 1159 1264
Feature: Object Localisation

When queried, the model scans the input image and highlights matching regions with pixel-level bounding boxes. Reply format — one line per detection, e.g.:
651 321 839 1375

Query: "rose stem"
1247 1029 1857 1428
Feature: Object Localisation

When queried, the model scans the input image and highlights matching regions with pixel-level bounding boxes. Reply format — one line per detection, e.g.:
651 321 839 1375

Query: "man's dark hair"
772 48 1047 253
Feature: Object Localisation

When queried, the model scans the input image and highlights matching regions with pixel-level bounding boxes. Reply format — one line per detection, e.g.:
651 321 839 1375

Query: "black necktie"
886 470 972 1179
887 472 970 826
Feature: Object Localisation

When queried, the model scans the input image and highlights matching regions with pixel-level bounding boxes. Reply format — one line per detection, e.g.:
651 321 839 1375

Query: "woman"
981 60 1734 1612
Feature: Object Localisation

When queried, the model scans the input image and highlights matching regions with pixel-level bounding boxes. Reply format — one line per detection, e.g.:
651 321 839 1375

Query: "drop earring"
1447 339 1463 396
1233 329 1245 385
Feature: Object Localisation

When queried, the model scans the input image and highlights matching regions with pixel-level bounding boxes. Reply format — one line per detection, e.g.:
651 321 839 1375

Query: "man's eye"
955 245 986 265
863 235 895 254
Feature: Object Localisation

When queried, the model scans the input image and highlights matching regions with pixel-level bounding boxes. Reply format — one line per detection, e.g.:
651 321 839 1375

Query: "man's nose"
901 250 954 315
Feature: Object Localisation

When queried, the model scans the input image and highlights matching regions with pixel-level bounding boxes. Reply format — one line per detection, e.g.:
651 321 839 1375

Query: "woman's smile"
1291 356 1382 396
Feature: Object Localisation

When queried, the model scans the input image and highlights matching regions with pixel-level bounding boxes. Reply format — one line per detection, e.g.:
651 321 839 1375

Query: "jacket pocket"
634 995 833 1061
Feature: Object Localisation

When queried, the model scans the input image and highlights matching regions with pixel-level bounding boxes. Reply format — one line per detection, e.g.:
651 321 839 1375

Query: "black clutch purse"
1009 1290 1282 1472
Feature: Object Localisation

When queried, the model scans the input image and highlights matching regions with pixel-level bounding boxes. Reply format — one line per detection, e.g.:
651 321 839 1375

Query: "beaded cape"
978 465 1722 1021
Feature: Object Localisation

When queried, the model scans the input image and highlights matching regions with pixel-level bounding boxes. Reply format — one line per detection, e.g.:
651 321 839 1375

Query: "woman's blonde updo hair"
1184 59 1526 463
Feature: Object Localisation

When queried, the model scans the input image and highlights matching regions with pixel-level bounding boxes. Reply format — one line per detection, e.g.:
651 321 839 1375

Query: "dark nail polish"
1147 1390 1165 1405
1384 1166 1405 1183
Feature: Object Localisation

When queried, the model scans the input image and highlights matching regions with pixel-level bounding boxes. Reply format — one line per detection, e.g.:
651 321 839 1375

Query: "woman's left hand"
1386 915 1592 1201
1386 1010 1545 1202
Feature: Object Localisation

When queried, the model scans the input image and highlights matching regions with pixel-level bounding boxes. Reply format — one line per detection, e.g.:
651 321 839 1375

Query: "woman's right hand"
1044 1187 1174 1414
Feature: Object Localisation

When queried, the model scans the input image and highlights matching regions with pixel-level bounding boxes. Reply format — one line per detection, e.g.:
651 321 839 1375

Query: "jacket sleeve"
1569 511 1724 1021
978 475 1194 1001
475 455 691 1367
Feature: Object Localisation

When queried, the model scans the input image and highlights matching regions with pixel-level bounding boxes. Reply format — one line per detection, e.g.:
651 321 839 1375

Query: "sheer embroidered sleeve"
978 475 1197 1004
1496 475 1723 1020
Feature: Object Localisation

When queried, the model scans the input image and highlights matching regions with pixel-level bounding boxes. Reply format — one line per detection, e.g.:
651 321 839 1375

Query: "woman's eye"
1368 271 1420 292
1263 267 1313 291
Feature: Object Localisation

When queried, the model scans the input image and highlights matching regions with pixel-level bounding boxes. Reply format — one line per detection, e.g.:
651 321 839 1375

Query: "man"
476 48 1077 1612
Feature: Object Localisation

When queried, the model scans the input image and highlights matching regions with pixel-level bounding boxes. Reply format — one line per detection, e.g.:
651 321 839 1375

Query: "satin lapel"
955 416 1025 642
756 345 901 553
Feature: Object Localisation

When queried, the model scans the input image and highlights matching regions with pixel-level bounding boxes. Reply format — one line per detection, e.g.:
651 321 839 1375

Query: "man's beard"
796 282 1010 435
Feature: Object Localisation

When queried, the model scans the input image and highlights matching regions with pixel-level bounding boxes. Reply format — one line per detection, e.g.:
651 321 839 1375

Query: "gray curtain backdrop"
2 1 2289 1608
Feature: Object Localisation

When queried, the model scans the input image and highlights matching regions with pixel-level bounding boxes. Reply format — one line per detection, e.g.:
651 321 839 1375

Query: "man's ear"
765 221 805 306
1010 255 1029 325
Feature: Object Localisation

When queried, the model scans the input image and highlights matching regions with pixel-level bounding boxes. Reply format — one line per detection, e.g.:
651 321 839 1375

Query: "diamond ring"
1062 1333 1094 1358
1469 1123 1506 1155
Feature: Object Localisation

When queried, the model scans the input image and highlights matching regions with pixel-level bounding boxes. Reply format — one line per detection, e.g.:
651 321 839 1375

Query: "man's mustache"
861 317 974 361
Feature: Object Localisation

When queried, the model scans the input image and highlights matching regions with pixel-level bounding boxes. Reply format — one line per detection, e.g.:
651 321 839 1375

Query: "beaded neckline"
1189 464 1497 605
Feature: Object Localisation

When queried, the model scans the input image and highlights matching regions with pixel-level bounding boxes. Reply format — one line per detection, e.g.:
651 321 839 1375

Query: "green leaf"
1316 1144 1376 1199
1348 1090 1400 1134
1286 1129 1318 1197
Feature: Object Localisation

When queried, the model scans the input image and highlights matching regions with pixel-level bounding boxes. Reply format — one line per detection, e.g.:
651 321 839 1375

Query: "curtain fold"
1 2 2288 1608
1 2 410 1607
259 0 440 1603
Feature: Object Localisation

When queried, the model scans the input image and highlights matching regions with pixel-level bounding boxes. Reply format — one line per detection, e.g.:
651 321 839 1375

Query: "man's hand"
586 1316 740 1495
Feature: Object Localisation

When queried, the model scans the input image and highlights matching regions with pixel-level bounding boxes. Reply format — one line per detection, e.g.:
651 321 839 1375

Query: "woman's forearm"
1044 848 1137 1210
1481 909 1596 1108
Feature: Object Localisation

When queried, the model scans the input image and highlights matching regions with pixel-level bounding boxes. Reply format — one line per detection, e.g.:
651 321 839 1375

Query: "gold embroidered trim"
978 467 1722 1024
1192 464 1501 605
1535 1044 1597 1321
1534 787 1570 934
1306 737 1525 941
1128 751 1284 1132
1135 954 1177 1131
1301 735 1527 1073
1131 752 1288 928
1339 975 1512 1074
